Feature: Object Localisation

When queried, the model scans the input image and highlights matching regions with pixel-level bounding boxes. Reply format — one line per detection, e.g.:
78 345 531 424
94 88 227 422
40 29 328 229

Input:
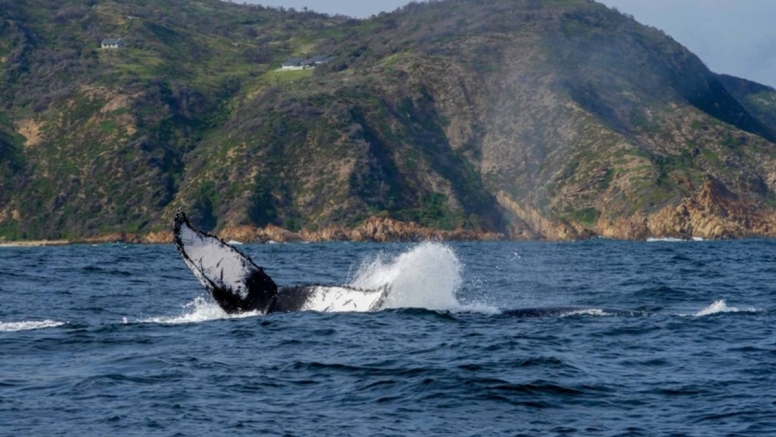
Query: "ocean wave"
0 320 66 332
646 236 705 242
693 300 763 317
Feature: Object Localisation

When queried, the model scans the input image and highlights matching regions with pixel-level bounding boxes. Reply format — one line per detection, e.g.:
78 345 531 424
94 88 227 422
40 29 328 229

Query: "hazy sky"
240 0 776 88
600 0 776 88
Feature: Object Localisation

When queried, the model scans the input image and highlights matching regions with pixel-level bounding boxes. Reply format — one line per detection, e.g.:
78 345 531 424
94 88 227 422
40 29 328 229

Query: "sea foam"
694 300 762 317
0 320 66 332
139 297 261 324
560 309 612 317
646 237 687 242
645 236 704 242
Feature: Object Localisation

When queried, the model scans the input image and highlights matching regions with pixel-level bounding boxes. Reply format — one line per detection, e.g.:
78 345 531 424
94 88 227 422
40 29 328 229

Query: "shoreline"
1 215 770 247
0 240 71 248
0 237 763 248
1 233 770 247
0 233 766 248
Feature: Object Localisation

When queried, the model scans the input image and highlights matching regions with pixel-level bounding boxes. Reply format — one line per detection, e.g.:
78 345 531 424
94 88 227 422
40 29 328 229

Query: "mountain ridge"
1 0 776 241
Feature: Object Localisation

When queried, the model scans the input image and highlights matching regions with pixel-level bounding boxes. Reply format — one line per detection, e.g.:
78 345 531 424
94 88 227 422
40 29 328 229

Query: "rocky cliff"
1 0 775 241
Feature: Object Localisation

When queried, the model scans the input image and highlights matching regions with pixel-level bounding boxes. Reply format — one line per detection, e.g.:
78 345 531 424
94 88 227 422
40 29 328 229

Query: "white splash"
140 297 261 324
694 300 762 317
349 242 496 313
226 240 244 246
646 237 705 242
0 320 66 332
646 237 686 242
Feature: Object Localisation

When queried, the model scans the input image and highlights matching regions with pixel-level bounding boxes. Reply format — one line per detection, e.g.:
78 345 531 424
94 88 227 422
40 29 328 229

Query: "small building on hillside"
101 38 125 49
304 55 335 67
280 55 335 70
281 58 305 70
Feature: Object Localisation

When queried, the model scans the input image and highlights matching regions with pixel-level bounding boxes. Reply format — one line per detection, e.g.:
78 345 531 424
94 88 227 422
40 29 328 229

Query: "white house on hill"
101 38 125 49
281 58 305 70
280 55 335 70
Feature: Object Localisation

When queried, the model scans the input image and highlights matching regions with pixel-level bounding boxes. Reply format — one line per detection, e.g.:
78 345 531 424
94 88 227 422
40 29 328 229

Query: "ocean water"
1 240 775 436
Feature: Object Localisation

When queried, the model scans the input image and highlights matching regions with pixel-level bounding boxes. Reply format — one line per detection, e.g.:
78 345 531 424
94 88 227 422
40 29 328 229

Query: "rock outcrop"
645 177 776 239
219 216 505 244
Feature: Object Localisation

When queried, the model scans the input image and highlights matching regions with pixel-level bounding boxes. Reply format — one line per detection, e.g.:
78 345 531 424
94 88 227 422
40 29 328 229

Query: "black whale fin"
173 210 277 314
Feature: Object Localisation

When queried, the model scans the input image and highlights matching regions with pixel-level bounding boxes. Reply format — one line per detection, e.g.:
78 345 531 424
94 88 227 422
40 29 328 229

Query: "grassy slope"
0 0 351 238
717 74 776 133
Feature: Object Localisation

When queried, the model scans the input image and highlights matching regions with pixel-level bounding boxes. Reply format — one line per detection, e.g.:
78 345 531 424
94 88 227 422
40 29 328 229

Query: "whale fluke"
173 210 389 315
173 210 277 314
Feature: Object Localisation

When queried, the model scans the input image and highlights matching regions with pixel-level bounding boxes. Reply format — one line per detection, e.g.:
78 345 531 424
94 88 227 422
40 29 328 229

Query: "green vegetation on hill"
717 74 776 135
2 0 776 241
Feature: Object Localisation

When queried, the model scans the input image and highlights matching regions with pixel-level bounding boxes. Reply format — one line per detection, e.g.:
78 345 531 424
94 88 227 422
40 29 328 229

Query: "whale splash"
349 242 463 311
170 210 501 321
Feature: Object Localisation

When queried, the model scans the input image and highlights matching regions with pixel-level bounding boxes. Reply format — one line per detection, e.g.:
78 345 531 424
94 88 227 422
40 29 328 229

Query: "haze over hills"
1 0 776 242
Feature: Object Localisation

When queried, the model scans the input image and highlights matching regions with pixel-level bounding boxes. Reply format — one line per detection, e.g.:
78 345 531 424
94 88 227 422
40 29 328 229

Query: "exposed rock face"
56 217 504 245
347 217 504 242
645 177 776 240
496 192 589 241
220 216 505 243
498 176 776 241
143 231 174 244
597 214 651 241
75 233 143 244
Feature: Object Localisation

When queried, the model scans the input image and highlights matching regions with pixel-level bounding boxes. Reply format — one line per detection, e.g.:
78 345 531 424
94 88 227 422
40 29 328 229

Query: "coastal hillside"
1 0 776 241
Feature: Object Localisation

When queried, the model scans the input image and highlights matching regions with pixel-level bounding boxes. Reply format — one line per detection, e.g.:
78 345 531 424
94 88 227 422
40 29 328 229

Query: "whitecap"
694 300 762 317
560 309 611 317
0 320 66 332
646 237 686 242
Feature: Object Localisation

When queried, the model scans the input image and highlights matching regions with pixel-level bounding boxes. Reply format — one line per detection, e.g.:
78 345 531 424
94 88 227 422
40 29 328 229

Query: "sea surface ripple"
1 240 775 436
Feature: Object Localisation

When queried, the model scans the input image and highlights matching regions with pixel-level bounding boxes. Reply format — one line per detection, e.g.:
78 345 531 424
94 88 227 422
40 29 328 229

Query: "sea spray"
349 242 462 310
141 296 261 324
694 300 762 317
348 242 499 312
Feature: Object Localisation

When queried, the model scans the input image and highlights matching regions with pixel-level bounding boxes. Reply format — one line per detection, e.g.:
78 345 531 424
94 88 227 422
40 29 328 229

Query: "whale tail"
173 210 277 314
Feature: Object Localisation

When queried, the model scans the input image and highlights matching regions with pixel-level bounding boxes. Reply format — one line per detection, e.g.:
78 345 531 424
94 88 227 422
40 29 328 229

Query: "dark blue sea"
1 240 775 436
